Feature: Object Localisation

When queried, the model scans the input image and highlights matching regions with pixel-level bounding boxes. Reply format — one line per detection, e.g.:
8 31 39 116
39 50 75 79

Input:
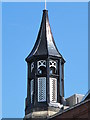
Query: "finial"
45 0 46 10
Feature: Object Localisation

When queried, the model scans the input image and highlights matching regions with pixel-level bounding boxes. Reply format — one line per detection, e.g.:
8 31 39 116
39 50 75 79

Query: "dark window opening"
50 67 57 75
38 66 46 75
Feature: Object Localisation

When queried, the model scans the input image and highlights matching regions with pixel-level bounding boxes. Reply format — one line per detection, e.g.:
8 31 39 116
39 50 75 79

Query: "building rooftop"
48 98 90 119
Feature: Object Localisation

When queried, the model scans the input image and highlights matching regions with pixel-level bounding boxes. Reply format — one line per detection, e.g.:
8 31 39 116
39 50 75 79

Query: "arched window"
49 60 57 74
37 60 46 74
31 62 34 73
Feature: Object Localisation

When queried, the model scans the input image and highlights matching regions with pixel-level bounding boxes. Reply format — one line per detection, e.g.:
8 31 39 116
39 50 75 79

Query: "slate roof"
48 99 90 119
81 89 90 101
26 10 64 62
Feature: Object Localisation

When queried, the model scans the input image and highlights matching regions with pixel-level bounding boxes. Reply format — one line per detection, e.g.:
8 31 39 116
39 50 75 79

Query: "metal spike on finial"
45 0 46 10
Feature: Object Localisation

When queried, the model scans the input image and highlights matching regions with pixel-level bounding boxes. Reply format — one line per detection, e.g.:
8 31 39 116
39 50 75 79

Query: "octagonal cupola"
25 9 65 119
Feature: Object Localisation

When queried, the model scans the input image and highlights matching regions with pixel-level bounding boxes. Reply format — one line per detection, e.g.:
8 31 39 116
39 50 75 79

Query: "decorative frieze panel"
49 60 57 69
37 60 46 68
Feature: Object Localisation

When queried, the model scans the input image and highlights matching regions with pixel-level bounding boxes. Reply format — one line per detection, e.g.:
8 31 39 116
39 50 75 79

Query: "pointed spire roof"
26 10 63 62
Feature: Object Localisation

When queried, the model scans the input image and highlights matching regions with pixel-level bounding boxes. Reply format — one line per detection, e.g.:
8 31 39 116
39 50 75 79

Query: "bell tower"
25 9 65 119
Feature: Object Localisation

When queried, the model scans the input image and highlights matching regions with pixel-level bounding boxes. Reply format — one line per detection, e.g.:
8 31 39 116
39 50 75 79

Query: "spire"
45 0 46 10
26 10 63 62
25 9 65 118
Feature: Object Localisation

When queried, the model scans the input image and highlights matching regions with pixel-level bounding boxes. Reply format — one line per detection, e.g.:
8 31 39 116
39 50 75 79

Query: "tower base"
24 106 60 119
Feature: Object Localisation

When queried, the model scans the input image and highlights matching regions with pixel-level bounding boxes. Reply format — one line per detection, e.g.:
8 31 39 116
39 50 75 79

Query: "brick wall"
50 99 90 119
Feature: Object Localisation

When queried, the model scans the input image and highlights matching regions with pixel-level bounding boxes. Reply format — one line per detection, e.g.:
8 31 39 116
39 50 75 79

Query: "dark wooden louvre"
38 77 46 102
50 78 57 102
